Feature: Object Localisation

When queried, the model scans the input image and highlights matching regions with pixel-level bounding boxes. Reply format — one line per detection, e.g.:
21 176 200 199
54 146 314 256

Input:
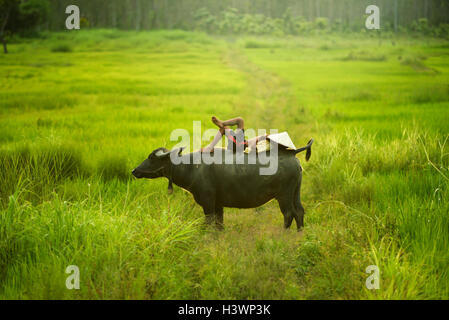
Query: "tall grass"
0 184 203 299
304 129 449 298
0 145 86 206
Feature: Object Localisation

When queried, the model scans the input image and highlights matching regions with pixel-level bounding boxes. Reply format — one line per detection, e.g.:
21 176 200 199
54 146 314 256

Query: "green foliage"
0 0 49 53
80 17 89 29
19 0 49 27
2 0 49 34
314 17 329 30
189 7 449 37
193 7 216 33
193 7 289 36
411 18 431 34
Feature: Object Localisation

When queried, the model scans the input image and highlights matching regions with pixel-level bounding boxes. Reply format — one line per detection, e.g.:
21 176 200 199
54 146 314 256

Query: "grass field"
0 29 448 299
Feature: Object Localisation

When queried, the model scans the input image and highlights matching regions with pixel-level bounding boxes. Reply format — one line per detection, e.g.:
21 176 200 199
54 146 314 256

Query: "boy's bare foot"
211 116 224 129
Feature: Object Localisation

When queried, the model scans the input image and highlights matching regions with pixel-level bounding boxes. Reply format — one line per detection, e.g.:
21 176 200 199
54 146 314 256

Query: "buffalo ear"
155 147 184 160
155 148 170 158
176 147 185 155
169 147 185 157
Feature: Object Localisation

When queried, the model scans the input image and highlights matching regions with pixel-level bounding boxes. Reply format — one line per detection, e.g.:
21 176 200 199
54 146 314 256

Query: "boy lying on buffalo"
201 116 269 153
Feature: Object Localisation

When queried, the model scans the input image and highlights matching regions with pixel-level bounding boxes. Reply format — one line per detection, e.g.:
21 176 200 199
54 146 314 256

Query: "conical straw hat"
268 132 296 150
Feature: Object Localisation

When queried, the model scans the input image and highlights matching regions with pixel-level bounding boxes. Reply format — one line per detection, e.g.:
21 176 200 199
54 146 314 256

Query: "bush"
244 39 280 49
193 8 217 33
51 43 73 53
315 17 329 30
80 17 89 28
341 51 386 62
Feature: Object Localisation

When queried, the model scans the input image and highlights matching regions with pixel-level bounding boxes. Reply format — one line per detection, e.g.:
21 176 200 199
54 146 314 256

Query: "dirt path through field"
223 48 295 130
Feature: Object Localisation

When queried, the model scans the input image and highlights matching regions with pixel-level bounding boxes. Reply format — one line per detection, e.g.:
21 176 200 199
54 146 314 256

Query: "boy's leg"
247 134 269 150
202 128 225 153
212 116 244 130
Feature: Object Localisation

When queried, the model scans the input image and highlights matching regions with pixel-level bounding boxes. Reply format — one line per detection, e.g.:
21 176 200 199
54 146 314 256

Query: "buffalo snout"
132 168 143 178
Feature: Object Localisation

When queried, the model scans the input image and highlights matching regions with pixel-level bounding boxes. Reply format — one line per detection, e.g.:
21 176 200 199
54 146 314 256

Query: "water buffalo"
132 139 313 231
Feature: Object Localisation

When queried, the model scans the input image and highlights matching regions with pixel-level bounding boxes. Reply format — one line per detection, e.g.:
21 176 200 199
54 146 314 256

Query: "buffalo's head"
132 147 183 179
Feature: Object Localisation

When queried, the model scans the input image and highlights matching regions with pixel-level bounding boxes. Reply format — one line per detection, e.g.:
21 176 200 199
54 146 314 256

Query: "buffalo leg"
215 206 224 230
293 177 305 231
293 203 305 231
204 212 215 226
277 197 294 229
283 211 294 229
196 192 216 228
202 203 216 227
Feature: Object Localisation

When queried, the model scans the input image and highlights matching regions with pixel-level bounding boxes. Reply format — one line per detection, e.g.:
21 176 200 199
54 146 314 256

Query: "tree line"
2 0 449 53
45 0 449 31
